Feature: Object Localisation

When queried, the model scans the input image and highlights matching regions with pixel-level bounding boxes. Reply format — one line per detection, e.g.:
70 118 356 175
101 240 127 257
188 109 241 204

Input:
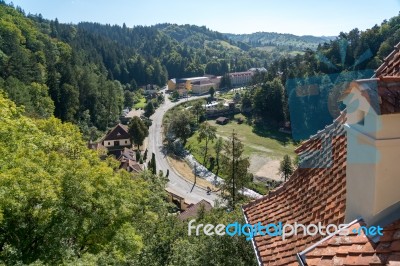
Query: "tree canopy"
128 116 149 148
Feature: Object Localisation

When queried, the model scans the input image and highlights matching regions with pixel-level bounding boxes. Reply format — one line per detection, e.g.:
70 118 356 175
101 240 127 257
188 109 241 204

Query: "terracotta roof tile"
302 220 400 266
242 42 400 265
375 44 400 78
242 112 347 266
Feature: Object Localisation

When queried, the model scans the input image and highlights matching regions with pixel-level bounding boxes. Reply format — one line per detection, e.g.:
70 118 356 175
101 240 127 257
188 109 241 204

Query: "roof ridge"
375 42 400 77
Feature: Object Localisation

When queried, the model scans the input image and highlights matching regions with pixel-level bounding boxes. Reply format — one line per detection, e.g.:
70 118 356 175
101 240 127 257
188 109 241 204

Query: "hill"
225 32 335 50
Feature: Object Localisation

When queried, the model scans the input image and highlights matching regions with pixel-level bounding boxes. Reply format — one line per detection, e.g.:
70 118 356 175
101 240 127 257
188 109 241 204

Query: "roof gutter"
296 253 307 266
296 218 361 265
241 206 263 266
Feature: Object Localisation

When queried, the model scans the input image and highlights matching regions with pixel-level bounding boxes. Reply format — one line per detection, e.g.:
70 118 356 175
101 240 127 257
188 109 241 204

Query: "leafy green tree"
124 90 135 108
166 109 194 145
191 100 205 123
220 74 232 89
197 122 217 165
252 78 286 124
60 83 79 122
171 90 179 101
241 92 252 112
220 130 250 209
128 116 149 149
144 101 155 117
0 92 164 265
279 154 294 181
167 208 257 266
209 86 215 99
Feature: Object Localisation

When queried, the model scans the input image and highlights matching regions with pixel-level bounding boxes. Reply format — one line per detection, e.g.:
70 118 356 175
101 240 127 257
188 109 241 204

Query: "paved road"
147 92 219 206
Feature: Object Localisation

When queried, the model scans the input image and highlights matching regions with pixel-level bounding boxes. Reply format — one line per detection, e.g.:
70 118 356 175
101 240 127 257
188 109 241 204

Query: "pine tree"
220 130 250 209
279 155 293 181
150 152 156 175
135 149 141 161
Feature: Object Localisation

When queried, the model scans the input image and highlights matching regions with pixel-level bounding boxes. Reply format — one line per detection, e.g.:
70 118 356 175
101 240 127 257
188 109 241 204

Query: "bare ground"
167 156 217 191
249 155 282 182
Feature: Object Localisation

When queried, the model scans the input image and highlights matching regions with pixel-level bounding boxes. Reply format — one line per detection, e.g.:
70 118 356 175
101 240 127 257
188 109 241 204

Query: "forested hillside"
245 13 400 138
225 32 334 50
1 1 399 140
0 1 270 136
0 2 124 135
1 1 400 265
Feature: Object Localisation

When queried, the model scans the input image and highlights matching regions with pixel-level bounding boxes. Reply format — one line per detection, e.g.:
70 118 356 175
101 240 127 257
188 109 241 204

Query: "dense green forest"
225 32 334 50
1 0 400 265
0 1 271 135
1 1 398 139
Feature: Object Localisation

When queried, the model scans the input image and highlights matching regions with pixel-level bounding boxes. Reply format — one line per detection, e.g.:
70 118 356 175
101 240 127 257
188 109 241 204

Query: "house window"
125 140 128 144
114 141 120 146
108 142 111 145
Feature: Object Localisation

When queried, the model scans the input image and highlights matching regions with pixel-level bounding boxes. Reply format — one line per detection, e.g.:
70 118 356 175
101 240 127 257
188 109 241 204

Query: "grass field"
187 114 296 160
186 114 297 194
134 97 146 109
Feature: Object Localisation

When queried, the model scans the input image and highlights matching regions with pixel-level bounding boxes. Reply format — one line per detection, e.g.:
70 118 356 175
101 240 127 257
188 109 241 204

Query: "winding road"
147 91 219 206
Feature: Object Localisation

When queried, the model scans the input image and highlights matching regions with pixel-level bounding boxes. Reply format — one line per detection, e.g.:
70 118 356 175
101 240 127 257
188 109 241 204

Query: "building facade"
229 71 254 87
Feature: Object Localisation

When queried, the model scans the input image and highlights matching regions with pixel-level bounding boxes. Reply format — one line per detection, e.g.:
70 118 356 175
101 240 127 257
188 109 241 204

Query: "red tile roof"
377 76 400 114
301 219 400 265
375 43 400 78
343 77 400 115
178 199 212 221
242 42 400 266
242 112 347 266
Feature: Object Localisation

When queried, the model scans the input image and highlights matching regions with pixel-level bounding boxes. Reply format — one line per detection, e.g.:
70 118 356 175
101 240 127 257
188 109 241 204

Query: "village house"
100 123 132 156
178 200 213 221
142 84 159 95
118 148 143 173
242 43 400 266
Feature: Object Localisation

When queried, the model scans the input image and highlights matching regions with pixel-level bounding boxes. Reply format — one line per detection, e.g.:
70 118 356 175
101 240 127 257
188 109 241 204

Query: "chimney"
343 77 400 226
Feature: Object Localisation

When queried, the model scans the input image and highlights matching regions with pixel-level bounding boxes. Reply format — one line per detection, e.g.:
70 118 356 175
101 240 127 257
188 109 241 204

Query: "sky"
5 0 400 36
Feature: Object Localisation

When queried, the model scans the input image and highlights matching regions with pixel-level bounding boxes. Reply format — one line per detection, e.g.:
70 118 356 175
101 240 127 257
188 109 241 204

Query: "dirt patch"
249 155 282 182
167 156 216 190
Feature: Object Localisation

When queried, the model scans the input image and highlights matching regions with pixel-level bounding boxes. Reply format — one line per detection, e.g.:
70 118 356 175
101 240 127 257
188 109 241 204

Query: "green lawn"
134 97 146 109
185 114 297 194
187 115 296 159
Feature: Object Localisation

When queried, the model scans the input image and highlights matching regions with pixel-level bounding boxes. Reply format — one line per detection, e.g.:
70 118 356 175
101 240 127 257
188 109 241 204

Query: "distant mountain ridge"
225 32 336 50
